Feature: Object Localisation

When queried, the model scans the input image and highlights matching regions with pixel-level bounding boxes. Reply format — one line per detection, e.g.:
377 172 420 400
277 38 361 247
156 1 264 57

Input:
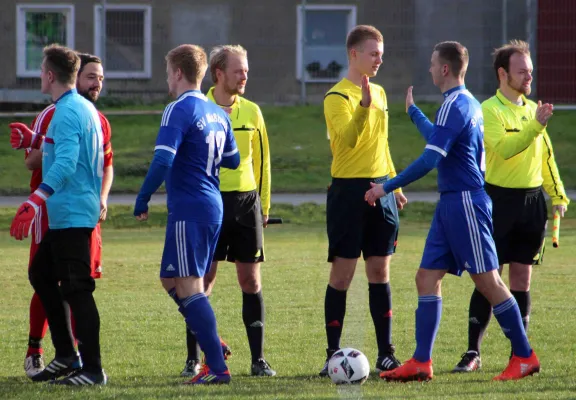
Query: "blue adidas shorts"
421 189 499 276
160 220 221 278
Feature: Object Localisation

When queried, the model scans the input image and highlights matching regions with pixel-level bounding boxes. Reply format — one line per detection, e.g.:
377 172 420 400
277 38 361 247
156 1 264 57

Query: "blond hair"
209 45 248 83
346 25 383 52
165 44 207 83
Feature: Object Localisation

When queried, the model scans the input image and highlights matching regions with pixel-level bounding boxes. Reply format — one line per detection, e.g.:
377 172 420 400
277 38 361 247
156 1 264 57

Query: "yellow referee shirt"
324 78 398 183
483 89 569 206
207 87 272 215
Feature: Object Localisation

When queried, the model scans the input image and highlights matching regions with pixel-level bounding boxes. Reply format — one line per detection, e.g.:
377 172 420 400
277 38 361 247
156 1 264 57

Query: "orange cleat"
380 358 433 382
493 351 540 381
220 337 232 360
183 364 231 385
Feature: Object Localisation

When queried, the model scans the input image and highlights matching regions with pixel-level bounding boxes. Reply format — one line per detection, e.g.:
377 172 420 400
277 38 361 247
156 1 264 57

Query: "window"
296 5 356 82
94 4 152 79
16 4 75 78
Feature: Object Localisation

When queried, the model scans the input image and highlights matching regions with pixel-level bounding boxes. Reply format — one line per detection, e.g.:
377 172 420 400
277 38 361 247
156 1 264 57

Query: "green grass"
1 103 575 194
1 204 575 398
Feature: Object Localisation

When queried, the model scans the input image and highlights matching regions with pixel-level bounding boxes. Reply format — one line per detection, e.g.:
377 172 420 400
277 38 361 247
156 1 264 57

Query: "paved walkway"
0 190 572 207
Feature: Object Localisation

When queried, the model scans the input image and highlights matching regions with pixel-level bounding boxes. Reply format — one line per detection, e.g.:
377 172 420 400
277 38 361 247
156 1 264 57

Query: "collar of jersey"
207 87 240 110
495 89 526 109
442 85 465 98
178 89 202 100
54 88 76 104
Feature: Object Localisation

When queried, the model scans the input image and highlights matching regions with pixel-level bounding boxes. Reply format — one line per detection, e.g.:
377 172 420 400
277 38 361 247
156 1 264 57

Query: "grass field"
1 204 575 399
1 103 575 194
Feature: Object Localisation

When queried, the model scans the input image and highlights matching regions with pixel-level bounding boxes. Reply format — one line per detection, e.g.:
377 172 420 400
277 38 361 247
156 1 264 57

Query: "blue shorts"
160 220 221 278
421 190 499 276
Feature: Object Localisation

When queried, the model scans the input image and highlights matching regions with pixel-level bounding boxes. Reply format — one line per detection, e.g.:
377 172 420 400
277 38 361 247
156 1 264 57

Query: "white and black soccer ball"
328 348 370 385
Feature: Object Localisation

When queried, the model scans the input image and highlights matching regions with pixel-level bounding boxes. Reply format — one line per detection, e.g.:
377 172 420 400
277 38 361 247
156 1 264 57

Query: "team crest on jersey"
470 117 477 127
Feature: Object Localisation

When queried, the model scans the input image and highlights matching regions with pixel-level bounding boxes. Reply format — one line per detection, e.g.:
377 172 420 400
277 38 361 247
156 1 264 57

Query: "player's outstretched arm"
134 149 174 220
406 87 434 140
365 149 442 206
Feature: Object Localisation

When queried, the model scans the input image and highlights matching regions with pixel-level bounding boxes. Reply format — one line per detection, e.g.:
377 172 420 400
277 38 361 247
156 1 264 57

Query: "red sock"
27 292 48 357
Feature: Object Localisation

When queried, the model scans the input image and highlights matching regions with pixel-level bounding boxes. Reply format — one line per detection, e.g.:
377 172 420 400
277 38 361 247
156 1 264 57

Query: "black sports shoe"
452 351 482 373
251 358 277 377
319 348 338 377
180 359 201 377
51 369 107 385
30 355 81 382
375 345 402 372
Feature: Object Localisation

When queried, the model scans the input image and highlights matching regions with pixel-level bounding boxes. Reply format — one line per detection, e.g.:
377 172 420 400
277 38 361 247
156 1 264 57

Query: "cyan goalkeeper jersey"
42 89 103 229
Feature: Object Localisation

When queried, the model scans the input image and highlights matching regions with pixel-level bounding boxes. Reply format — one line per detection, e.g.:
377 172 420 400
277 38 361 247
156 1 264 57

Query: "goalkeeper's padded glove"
10 190 47 240
10 122 44 150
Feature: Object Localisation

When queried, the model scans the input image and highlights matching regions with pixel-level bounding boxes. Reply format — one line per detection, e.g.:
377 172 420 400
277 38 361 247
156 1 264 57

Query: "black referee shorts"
485 183 547 265
214 190 264 263
326 176 399 262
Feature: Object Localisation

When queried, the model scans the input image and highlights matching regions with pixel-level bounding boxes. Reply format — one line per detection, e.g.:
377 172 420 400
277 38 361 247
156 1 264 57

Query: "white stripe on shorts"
462 191 485 273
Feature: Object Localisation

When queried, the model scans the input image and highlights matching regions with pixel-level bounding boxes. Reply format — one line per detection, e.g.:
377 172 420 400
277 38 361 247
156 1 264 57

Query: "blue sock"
493 297 531 358
180 293 227 373
413 295 442 362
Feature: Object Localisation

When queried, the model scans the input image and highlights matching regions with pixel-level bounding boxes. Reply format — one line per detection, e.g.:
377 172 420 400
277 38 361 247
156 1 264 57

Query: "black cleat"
375 352 402 372
251 358 276 376
30 355 81 382
51 369 107 385
180 359 201 377
319 348 338 377
452 351 482 373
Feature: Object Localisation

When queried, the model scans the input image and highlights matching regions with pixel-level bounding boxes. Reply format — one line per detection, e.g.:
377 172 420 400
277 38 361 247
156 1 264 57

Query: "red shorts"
29 205 103 279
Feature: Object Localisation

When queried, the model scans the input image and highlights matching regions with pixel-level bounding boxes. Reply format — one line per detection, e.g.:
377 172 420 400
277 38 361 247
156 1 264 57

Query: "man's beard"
224 79 243 96
79 89 98 103
508 76 530 95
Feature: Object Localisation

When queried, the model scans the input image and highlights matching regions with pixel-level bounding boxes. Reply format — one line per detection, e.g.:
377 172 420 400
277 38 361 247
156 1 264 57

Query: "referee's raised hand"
536 100 554 126
360 75 371 107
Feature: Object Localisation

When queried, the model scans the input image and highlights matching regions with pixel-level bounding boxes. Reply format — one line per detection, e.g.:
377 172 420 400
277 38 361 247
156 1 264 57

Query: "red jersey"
26 105 113 192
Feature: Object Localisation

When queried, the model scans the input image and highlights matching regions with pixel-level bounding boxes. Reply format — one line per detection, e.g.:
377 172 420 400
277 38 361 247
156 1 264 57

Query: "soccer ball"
328 348 370 385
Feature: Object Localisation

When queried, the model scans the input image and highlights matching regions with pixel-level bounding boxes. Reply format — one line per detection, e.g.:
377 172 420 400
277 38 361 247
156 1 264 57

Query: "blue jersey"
426 86 485 193
155 90 238 223
42 89 103 229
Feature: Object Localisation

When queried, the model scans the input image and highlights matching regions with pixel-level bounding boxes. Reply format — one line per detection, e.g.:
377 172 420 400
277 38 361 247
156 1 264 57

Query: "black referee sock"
186 328 201 361
467 288 492 354
243 291 265 362
369 282 393 356
325 285 347 352
511 290 531 332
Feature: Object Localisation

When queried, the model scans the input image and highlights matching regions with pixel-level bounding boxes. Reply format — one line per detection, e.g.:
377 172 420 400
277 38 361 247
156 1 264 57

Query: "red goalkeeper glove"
9 122 44 150
10 190 47 240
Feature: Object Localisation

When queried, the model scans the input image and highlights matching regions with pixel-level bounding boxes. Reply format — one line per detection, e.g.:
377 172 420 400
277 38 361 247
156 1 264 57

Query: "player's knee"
204 279 216 296
509 275 531 291
60 278 96 299
329 276 352 291
160 277 175 292
28 270 42 290
415 269 440 296
239 277 261 294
